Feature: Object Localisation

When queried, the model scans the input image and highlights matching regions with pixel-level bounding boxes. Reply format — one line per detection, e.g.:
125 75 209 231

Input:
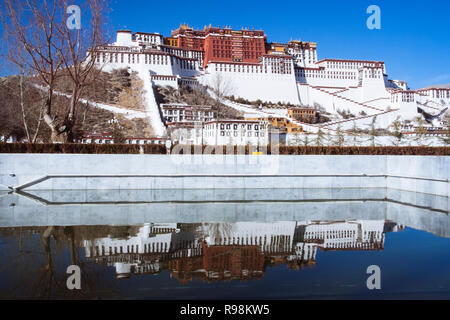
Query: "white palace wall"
200 63 301 105
98 51 200 79
93 31 449 128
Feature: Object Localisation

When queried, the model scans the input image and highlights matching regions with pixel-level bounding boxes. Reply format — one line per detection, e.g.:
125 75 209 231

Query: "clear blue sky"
109 0 449 89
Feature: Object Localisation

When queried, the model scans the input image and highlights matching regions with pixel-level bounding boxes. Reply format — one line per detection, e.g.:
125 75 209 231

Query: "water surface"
0 188 449 299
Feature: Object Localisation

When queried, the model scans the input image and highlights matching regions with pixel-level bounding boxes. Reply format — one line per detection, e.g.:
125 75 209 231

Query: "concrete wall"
0 154 448 196
1 188 448 237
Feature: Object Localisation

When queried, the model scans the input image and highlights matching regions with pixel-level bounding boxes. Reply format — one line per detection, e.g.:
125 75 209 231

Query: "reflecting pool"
0 188 449 299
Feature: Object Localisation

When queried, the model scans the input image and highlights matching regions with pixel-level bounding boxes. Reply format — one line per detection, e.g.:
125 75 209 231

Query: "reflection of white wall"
201 221 297 253
81 219 400 278
84 223 193 258
301 220 387 250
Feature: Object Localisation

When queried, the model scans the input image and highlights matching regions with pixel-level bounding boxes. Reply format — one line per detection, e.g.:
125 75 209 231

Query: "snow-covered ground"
208 89 322 133
135 67 166 137
78 98 149 119
33 84 149 120
285 133 447 147
208 90 448 146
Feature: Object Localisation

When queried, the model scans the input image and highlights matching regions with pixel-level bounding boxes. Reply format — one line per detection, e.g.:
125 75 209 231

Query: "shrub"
1 143 448 156
0 143 167 154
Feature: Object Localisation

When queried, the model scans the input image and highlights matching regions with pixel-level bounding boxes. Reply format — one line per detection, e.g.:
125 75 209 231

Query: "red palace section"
167 24 266 67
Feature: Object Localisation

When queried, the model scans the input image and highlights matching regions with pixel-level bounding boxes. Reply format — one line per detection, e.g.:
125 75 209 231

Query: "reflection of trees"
0 225 128 299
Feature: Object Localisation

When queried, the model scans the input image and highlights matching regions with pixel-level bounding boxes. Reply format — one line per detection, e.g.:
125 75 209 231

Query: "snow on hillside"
34 84 149 120
207 89 322 133
136 67 166 137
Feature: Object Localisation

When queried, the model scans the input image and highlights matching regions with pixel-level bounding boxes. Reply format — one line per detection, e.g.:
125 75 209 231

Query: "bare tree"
301 133 310 146
0 74 45 142
367 116 378 147
210 73 234 117
53 0 107 142
289 132 302 146
1 0 63 142
1 0 108 143
389 116 404 146
413 116 429 146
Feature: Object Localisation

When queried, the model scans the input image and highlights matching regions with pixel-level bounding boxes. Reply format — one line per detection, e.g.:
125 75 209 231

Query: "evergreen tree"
302 134 310 146
368 116 378 147
315 128 325 146
390 116 404 146
335 124 345 146
351 121 361 146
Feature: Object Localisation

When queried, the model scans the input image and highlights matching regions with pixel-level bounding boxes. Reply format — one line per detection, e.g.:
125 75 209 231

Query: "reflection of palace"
83 220 404 282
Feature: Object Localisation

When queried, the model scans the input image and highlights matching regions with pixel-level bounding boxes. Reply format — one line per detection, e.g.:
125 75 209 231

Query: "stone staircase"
311 86 384 112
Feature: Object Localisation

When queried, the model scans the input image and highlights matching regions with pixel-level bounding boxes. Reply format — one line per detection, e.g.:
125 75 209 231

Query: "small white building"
124 137 169 145
167 122 204 145
203 120 269 146
78 132 114 144
161 104 216 124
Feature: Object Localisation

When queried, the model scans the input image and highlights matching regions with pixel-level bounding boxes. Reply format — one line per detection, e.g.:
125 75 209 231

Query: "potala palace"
84 220 401 280
92 24 450 141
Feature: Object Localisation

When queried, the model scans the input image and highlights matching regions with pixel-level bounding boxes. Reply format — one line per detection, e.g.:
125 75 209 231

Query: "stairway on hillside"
310 86 384 112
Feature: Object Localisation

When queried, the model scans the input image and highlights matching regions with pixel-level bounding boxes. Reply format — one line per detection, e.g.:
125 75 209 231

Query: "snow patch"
135 67 166 137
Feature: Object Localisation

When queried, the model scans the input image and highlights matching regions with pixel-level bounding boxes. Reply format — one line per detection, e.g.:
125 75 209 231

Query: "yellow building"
266 42 287 55
245 114 303 133
287 107 316 122
164 37 178 47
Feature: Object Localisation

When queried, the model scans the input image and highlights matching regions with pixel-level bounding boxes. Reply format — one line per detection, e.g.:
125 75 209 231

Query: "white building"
203 120 269 146
167 122 204 145
168 120 269 146
92 28 450 134
161 103 216 124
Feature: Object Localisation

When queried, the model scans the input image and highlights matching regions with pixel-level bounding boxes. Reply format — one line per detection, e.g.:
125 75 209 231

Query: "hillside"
0 69 155 142
154 84 243 120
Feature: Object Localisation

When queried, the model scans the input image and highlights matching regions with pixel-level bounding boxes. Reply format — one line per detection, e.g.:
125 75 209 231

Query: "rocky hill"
0 68 155 142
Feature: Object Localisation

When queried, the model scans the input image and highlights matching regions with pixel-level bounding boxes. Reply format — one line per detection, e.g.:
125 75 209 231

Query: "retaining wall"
0 154 448 196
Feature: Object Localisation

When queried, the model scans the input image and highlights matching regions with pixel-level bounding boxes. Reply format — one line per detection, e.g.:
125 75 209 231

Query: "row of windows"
295 69 357 80
270 62 292 74
214 63 266 73
164 110 214 116
364 69 382 78
94 242 171 255
304 229 357 238
162 47 204 60
214 234 289 247
209 131 265 137
135 34 161 44
289 49 316 58
216 123 262 130
326 61 382 70
391 93 415 103
97 52 197 70
423 90 450 99
212 50 263 59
